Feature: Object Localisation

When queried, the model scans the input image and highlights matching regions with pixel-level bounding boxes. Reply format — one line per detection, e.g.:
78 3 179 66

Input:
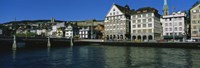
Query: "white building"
104 4 133 40
0 29 2 35
79 27 89 39
50 22 65 37
161 11 187 41
65 25 73 38
131 7 162 41
36 29 47 36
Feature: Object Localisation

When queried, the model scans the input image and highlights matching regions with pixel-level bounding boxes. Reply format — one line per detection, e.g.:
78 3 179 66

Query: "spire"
163 0 169 16
164 0 167 5
124 4 130 10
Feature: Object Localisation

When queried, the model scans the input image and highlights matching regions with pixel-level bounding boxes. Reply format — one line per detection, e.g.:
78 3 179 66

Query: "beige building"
131 7 162 41
104 4 133 40
190 2 200 41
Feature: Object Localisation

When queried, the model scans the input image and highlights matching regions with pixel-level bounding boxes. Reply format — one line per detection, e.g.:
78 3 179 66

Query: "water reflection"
1 45 200 68
12 50 16 62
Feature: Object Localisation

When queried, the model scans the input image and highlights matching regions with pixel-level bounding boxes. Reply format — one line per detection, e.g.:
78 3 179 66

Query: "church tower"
163 0 169 16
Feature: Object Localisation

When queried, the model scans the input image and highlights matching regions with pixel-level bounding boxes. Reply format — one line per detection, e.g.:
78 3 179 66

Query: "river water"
0 45 200 68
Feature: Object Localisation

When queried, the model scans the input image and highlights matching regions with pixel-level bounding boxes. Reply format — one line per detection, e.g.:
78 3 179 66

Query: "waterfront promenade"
0 37 200 49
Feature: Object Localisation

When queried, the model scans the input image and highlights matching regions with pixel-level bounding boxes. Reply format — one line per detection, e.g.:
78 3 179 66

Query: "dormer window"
193 10 197 13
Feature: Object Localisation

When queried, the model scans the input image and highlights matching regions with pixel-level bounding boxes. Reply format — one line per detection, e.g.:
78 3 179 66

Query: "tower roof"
163 0 169 16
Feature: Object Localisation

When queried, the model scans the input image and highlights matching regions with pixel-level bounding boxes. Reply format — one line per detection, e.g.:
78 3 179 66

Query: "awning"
163 36 183 39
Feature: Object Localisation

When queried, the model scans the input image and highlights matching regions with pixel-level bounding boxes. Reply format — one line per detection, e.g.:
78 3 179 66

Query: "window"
132 15 136 18
170 33 173 35
179 22 182 26
132 25 136 28
143 24 146 27
165 23 168 26
143 19 146 23
138 20 141 23
192 31 198 34
193 26 197 29
165 28 168 31
113 9 115 11
110 13 112 15
138 24 141 28
132 30 136 33
175 27 177 31
142 14 146 17
198 20 200 23
193 15 197 19
148 23 152 27
179 18 182 20
169 23 172 26
192 20 196 24
193 10 196 13
143 29 146 33
179 27 182 31
165 19 167 21
199 14 200 18
179 32 182 35
148 13 152 17
170 28 172 31
174 22 177 26
175 33 177 35
148 29 152 33
148 18 152 22
138 30 141 33
132 20 136 23
169 18 171 21
166 33 169 35
138 15 141 18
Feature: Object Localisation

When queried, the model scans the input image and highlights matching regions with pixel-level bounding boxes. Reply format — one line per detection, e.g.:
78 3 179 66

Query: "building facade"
104 4 133 40
79 27 89 39
65 25 73 38
190 2 200 41
161 11 187 41
131 7 162 41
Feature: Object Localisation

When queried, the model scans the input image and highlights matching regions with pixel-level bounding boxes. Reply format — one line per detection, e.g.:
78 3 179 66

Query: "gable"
105 5 124 17
191 4 200 11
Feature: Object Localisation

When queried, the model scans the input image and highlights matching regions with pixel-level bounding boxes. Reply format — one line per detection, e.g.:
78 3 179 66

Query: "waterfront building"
50 22 65 38
104 4 133 40
0 29 2 35
161 11 187 41
190 2 200 41
130 7 162 41
65 25 73 38
79 26 89 39
36 29 47 37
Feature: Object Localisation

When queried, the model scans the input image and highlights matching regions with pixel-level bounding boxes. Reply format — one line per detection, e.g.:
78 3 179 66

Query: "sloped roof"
114 4 134 15
190 1 200 10
132 7 158 14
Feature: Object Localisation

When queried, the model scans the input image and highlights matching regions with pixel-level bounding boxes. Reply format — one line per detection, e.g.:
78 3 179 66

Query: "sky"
0 0 199 23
